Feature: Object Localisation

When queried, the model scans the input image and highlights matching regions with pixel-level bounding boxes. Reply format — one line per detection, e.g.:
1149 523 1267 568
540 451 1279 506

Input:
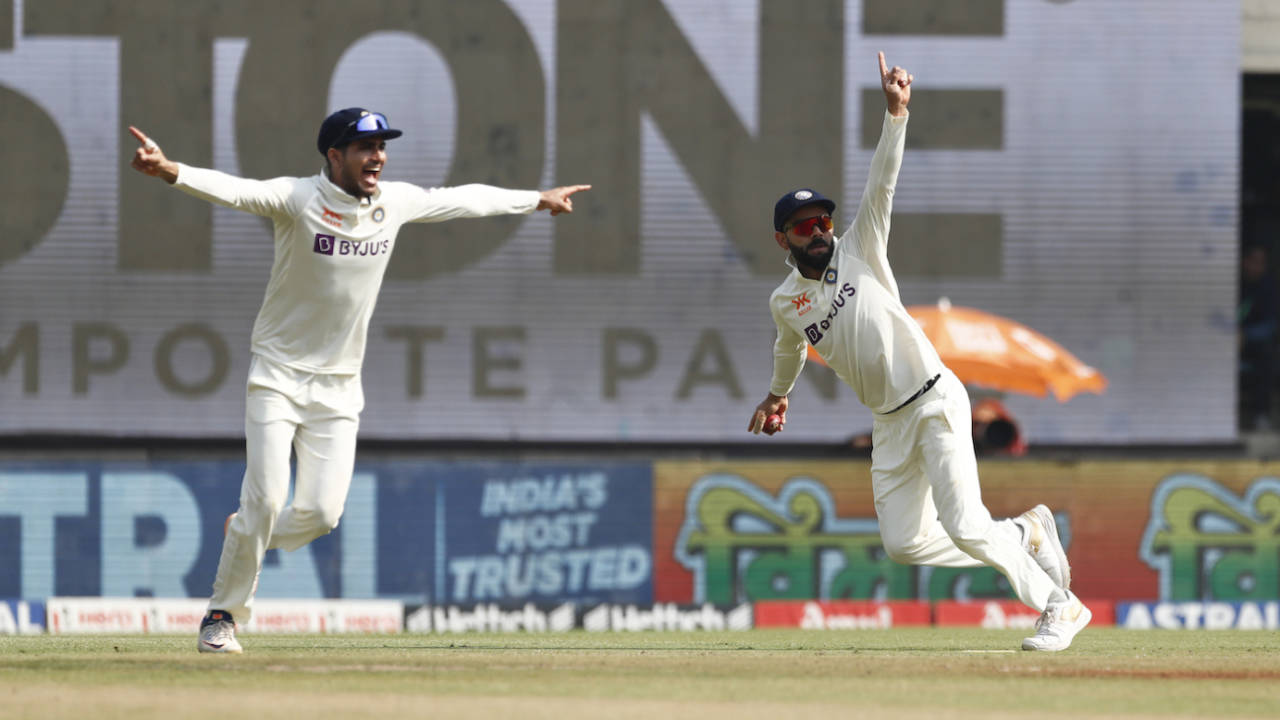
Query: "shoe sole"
197 642 243 654
1030 504 1071 590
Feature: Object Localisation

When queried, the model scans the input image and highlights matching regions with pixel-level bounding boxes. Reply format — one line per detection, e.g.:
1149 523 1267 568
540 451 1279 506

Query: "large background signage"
3 457 1278 607
652 460 1280 604
0 460 653 605
0 0 1239 443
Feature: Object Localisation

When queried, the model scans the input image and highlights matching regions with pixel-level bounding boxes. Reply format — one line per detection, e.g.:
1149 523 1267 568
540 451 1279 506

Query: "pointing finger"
128 126 151 146
878 51 888 78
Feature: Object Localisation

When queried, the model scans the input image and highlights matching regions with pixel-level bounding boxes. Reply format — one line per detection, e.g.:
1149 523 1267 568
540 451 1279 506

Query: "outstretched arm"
128 125 296 218
404 183 591 223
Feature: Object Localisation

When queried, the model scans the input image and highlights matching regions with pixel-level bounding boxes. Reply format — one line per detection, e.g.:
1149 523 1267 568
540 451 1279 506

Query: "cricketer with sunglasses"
129 108 589 654
748 54 1090 652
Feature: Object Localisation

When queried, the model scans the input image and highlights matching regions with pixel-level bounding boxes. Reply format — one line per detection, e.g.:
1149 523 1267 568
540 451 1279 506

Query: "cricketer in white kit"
128 108 590 654
748 54 1091 652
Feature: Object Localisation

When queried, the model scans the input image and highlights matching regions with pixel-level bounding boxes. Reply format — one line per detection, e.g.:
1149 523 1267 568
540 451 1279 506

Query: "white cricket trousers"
207 354 363 621
870 369 1058 612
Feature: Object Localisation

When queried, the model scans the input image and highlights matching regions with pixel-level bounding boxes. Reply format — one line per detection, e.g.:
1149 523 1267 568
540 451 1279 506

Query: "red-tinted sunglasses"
785 214 833 235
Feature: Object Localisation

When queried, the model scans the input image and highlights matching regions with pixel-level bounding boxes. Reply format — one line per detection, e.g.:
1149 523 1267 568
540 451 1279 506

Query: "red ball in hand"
763 414 783 435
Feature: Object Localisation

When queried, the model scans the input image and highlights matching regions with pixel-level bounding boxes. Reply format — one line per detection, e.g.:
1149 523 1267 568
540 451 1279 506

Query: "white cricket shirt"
173 166 539 373
767 111 945 414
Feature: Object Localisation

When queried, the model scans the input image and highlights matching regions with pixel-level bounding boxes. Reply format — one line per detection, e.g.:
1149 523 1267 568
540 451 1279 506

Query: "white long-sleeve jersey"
173 165 539 373
767 111 944 414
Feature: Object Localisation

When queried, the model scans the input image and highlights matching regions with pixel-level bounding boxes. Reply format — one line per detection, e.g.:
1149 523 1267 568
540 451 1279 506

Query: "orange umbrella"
806 299 1107 402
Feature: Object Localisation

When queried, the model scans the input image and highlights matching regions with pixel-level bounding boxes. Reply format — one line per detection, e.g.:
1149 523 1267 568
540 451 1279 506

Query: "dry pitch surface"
3 629 1279 719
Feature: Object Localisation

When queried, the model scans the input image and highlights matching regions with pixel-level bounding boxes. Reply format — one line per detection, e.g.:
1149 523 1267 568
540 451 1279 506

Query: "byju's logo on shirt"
802 282 857 345
314 233 335 255
312 233 391 258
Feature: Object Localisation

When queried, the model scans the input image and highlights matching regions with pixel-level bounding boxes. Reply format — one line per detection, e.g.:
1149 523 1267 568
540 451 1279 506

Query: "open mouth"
361 166 381 184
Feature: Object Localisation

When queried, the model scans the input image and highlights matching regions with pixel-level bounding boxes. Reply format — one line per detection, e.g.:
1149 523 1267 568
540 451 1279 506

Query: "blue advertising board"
0 460 653 605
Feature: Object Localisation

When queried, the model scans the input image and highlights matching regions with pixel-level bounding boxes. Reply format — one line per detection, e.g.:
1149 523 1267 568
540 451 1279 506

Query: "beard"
790 239 833 273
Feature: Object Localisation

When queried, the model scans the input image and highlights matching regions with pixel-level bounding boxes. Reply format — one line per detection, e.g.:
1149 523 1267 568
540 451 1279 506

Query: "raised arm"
880 51 911 119
127 125 296 219
846 53 912 298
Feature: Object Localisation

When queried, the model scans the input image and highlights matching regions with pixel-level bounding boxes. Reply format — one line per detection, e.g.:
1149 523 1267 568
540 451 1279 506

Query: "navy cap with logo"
316 108 403 155
773 188 836 232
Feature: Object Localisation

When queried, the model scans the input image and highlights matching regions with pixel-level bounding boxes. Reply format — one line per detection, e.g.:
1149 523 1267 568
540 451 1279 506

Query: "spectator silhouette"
1239 244 1278 430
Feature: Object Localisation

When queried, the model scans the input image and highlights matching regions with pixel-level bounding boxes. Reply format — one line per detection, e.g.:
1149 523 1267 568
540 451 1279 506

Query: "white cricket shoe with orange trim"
197 610 242 654
1022 592 1091 651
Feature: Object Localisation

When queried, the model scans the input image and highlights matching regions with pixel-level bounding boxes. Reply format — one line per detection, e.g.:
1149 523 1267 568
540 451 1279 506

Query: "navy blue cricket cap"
773 188 836 232
316 108 402 154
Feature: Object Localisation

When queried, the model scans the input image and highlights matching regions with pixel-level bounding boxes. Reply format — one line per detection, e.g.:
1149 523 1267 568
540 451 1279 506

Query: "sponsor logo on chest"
802 282 857 345
313 233 391 258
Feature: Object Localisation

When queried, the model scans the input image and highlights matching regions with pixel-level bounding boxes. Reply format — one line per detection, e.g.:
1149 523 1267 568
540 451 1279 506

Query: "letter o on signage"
154 324 230 397
0 87 70 268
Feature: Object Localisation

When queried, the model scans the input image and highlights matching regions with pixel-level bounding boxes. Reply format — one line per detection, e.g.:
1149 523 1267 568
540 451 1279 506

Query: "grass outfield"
3 629 1279 719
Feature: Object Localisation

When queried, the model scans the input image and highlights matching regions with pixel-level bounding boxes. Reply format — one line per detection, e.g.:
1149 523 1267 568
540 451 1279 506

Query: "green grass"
2 629 1279 719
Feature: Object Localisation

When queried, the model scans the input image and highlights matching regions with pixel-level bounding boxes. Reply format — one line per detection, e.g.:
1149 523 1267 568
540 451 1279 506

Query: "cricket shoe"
197 610 242 654
1022 592 1091 652
1017 504 1071 590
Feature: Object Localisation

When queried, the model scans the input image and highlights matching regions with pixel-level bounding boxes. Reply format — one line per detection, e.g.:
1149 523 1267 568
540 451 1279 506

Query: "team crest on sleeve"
372 206 385 223
824 268 838 284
